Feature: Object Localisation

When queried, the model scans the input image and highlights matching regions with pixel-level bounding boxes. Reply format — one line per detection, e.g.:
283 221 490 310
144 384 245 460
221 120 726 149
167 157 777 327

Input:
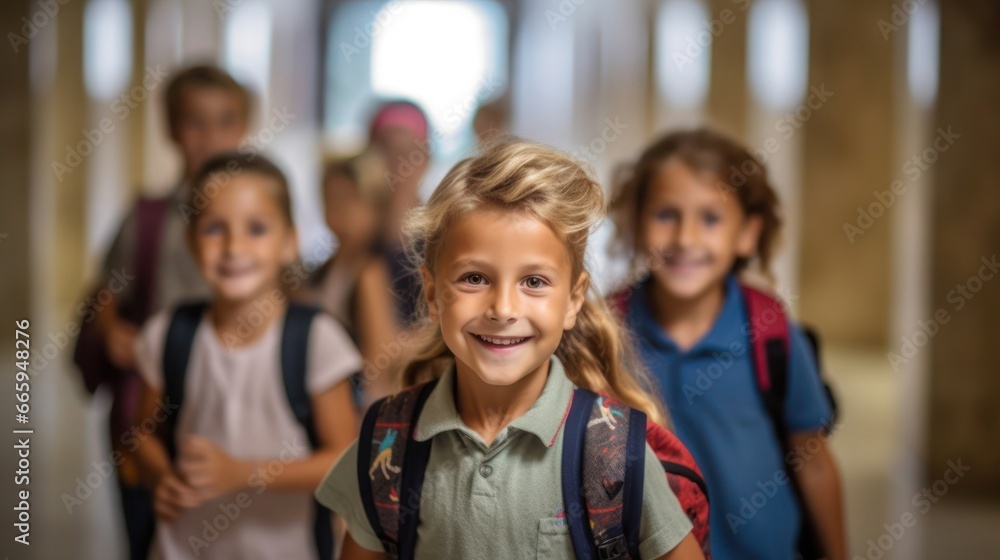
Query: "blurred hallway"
3 0 1000 559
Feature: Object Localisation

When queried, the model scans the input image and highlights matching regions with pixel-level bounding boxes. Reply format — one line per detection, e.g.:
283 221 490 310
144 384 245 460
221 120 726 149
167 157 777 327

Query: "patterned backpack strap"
357 381 438 560
563 388 647 560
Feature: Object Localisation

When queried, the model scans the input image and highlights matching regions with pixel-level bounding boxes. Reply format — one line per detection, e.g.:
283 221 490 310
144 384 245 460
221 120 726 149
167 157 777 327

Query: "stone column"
705 0 749 139
799 0 895 346
928 0 1000 500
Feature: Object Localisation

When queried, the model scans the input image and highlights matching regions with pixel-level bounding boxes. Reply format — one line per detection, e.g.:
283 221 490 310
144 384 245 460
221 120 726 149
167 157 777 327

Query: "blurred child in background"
306 149 399 403
77 65 251 560
133 153 360 559
472 99 510 145
367 100 431 328
610 129 845 560
309 100 433 401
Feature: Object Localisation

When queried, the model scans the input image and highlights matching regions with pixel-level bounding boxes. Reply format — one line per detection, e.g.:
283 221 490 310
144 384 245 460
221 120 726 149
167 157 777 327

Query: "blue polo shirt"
623 275 832 560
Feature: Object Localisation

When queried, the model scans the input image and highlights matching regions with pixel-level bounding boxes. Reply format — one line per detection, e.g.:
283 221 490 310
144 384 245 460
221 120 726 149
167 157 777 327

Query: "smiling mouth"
470 333 532 348
218 265 256 277
663 257 710 269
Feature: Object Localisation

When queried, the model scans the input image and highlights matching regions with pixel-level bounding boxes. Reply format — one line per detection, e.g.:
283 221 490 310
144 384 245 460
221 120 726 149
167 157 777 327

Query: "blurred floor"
826 344 899 556
14 345 998 559
826 345 1000 558
29 355 127 560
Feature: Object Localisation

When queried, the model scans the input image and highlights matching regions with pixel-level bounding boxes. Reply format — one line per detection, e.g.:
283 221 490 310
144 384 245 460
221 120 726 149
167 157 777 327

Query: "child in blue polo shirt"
610 129 846 560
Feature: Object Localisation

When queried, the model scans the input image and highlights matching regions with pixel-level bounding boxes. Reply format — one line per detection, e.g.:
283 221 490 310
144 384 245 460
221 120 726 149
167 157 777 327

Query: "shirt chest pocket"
536 517 573 559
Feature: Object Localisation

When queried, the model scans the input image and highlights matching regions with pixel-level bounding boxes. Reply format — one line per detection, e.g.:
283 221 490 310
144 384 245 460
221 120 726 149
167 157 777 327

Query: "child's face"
323 175 377 248
174 87 247 178
422 209 587 388
638 158 761 301
190 174 297 304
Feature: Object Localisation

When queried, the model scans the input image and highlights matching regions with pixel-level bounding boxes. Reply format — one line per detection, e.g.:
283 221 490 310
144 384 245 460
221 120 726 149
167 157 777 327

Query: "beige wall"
799 0 895 348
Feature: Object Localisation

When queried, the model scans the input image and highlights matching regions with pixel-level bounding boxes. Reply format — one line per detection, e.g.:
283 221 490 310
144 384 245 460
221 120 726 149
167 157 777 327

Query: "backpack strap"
128 197 171 323
563 388 647 560
740 285 790 416
161 301 209 460
278 302 336 560
357 380 438 560
742 286 827 558
741 285 794 485
802 324 838 429
280 302 323 447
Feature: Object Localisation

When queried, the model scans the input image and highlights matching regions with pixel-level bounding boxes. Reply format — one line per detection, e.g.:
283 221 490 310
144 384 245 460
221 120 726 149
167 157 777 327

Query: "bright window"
747 0 809 110
655 0 711 110
84 0 133 100
222 0 273 114
325 0 508 158
907 0 939 108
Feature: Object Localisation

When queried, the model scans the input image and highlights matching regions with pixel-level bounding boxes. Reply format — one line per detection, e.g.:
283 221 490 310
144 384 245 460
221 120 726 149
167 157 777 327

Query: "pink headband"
370 104 429 143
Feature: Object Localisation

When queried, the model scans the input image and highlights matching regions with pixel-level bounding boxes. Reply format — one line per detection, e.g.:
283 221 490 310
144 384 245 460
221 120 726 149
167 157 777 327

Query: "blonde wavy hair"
396 137 668 427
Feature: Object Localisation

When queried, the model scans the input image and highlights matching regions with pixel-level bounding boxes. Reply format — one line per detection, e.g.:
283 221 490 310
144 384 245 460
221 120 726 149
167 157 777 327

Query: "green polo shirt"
316 355 693 559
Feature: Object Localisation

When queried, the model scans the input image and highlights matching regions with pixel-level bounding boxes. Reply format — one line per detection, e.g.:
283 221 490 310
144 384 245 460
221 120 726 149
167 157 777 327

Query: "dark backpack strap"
620 405 647 559
161 301 209 460
280 302 323 446
127 197 171 323
277 302 336 560
357 381 438 560
562 389 597 560
802 324 838 429
741 286 826 559
563 389 647 560
659 461 709 504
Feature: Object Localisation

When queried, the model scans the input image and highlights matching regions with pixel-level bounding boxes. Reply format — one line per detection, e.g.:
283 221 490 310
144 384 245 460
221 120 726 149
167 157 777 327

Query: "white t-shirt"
135 306 362 560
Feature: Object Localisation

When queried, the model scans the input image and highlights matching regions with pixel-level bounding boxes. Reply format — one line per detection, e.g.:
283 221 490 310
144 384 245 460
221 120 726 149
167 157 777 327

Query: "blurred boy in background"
78 65 251 560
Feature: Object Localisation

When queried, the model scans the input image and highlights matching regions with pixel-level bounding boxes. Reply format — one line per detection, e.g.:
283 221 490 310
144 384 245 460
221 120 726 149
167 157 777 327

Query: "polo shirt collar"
629 273 746 354
414 354 575 448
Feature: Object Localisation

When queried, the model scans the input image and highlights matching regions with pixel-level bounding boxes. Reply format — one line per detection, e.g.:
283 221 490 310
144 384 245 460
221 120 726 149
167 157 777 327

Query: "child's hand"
178 435 248 501
153 471 201 522
106 319 138 370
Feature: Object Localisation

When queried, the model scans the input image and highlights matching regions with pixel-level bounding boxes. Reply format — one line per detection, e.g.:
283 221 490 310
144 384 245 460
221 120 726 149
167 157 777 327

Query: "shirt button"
479 464 493 478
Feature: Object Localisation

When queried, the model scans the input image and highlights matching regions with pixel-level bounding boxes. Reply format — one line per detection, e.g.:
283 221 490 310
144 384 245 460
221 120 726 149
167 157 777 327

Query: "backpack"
356 380 712 560
159 301 334 560
72 197 170 396
608 284 839 560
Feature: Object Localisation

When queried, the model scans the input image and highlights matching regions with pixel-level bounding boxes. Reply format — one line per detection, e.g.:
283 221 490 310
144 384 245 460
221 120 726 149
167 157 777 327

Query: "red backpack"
356 380 712 560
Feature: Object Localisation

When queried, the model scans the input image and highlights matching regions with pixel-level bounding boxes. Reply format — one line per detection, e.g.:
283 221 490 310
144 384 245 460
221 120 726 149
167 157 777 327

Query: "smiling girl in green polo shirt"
317 139 704 560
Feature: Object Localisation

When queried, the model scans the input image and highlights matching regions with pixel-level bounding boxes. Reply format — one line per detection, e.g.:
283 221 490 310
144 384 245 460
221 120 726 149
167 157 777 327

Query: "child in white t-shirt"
134 152 361 559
